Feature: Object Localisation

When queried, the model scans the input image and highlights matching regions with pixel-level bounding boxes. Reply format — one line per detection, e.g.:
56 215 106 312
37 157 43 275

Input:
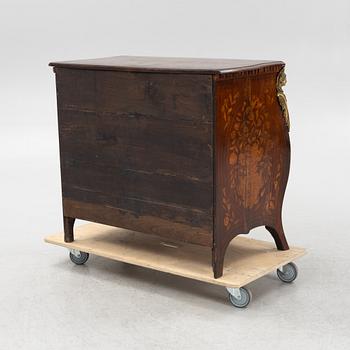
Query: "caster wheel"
227 287 252 308
69 250 89 265
277 262 298 283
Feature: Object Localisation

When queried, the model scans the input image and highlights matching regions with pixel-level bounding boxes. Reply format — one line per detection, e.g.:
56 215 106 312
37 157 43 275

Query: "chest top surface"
49 55 283 74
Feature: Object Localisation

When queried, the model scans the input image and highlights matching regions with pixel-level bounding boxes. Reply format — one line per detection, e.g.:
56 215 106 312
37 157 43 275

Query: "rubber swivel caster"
226 287 252 308
69 249 89 265
277 262 298 283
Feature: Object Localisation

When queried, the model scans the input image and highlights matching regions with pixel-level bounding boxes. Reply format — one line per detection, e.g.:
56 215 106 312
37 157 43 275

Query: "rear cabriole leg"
63 216 75 243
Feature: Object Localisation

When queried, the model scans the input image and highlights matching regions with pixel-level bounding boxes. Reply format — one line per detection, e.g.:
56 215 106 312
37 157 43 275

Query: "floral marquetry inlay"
220 80 283 231
213 67 291 279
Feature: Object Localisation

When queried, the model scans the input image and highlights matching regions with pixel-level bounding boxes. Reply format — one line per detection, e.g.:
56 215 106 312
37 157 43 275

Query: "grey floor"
1 122 350 350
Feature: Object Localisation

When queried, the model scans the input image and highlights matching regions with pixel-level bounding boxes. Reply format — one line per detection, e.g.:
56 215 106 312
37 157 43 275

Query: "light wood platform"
44 223 306 288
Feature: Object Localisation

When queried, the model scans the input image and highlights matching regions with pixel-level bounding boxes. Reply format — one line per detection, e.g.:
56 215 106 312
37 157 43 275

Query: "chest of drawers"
50 56 291 278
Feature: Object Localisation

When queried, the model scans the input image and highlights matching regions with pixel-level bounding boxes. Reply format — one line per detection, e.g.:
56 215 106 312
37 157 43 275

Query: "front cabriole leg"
266 67 291 251
266 221 289 251
212 242 227 279
212 234 240 278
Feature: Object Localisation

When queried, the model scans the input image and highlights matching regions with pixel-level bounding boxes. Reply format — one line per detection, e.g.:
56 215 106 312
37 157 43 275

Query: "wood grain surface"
52 57 291 279
50 55 283 75
212 66 291 277
55 68 214 245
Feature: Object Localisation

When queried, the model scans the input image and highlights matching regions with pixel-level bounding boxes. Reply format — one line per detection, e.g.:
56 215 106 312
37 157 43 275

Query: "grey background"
1 0 349 349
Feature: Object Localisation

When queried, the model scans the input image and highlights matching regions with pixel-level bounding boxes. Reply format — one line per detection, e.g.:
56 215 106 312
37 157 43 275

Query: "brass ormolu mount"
277 68 290 131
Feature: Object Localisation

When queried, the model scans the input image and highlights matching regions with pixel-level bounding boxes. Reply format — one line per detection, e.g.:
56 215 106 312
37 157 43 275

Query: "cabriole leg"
63 216 75 243
265 221 289 250
213 256 224 279
212 240 231 279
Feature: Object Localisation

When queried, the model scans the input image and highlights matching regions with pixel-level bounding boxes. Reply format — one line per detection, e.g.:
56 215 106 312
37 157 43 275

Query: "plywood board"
44 223 306 288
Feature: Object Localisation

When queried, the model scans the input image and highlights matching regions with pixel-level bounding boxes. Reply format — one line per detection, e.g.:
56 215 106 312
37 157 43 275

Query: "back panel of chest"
55 68 214 245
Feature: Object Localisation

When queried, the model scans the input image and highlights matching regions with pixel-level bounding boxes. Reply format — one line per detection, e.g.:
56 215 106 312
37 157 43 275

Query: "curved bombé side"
213 65 291 278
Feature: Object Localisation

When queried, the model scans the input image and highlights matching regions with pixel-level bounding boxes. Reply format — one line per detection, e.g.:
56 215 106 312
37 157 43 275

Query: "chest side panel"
214 70 290 243
55 68 214 245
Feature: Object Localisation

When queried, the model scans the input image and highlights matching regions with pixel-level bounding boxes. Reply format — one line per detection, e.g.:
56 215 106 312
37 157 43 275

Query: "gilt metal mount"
277 68 290 131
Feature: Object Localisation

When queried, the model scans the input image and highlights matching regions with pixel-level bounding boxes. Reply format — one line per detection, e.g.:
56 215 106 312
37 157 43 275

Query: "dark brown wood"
51 56 291 279
49 55 283 75
63 199 212 246
55 68 214 247
213 66 290 278
63 216 75 242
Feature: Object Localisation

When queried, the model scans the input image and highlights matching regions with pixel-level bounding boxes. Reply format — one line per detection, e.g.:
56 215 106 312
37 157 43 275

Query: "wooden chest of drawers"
50 56 291 278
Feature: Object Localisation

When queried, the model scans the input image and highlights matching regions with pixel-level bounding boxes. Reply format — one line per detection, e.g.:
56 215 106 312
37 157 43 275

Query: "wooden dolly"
45 223 306 308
